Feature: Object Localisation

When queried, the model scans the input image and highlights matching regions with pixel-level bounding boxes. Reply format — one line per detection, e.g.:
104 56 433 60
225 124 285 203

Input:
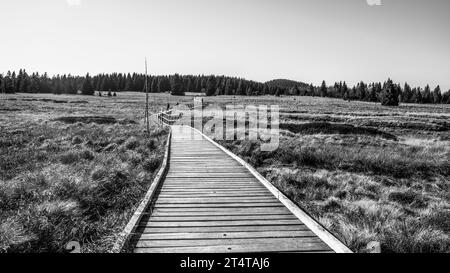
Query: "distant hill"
265 79 309 89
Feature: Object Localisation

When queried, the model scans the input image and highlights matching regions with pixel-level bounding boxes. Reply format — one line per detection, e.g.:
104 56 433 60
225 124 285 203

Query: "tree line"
1 69 449 105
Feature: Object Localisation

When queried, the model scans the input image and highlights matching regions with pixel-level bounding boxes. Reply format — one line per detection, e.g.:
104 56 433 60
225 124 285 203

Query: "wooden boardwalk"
131 125 349 253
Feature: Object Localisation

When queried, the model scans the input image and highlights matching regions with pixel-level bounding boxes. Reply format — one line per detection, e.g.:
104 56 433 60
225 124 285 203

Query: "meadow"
1 92 449 253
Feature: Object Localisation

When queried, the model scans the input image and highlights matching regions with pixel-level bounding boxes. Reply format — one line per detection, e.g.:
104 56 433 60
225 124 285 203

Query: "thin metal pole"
145 58 149 134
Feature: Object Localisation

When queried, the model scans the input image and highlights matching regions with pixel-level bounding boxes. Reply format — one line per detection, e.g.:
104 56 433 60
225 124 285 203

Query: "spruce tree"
422 85 432 103
236 80 245 96
0 74 3 94
402 83 412 103
224 79 233 95
205 75 217 96
171 74 185 96
3 72 15 94
320 81 327 97
380 79 399 106
442 90 450 104
432 85 442 104
81 73 95 95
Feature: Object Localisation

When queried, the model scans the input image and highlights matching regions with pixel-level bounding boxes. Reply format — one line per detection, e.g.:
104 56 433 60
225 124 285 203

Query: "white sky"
1 0 449 90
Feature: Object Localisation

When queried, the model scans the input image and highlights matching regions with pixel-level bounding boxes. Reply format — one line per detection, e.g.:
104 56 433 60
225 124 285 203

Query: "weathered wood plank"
135 230 316 240
134 237 328 249
134 240 330 253
142 214 298 222
136 225 311 234
142 220 302 228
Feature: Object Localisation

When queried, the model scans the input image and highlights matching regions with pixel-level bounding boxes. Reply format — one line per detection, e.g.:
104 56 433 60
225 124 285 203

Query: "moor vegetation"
1 93 449 253
211 96 450 253
0 93 169 253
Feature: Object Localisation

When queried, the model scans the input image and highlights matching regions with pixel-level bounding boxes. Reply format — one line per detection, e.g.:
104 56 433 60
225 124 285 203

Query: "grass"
1 92 449 253
208 96 449 253
0 93 169 253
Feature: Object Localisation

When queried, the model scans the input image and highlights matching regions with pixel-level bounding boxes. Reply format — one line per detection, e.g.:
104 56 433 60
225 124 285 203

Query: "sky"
1 0 449 90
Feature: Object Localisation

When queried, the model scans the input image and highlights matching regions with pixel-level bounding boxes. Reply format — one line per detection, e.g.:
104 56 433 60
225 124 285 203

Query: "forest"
1 69 449 105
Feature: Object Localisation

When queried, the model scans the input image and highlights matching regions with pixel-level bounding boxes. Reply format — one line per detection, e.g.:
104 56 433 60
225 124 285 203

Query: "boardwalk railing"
153 110 183 126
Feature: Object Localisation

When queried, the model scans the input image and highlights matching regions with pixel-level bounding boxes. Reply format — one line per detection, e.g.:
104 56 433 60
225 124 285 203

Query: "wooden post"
145 58 150 134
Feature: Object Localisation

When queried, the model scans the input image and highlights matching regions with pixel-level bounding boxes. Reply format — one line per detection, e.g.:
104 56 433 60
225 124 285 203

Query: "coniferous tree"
0 74 4 94
3 72 15 94
170 74 185 96
275 87 283 97
422 85 432 103
355 82 367 101
235 80 245 96
442 90 450 104
205 75 217 96
380 79 399 106
307 84 315 96
367 85 378 102
320 81 328 97
432 85 442 104
261 84 269 96
290 85 300 96
81 73 95 95
224 79 233 95
412 87 422 103
402 82 413 103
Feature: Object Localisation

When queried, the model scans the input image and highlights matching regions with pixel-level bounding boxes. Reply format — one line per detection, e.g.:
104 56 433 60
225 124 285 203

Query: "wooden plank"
152 207 292 214
142 220 302 228
155 198 278 204
157 193 271 198
154 203 284 208
134 237 328 249
151 212 293 217
135 230 316 240
134 240 330 253
136 225 311 234
142 215 298 222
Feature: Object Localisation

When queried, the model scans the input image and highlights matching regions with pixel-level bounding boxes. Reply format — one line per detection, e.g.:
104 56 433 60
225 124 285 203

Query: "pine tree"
157 77 170 93
320 81 328 97
413 88 423 103
205 75 217 96
261 84 269 96
151 78 158 93
3 72 15 94
81 73 95 95
442 90 450 104
367 85 378 102
380 79 399 106
224 79 233 95
432 85 442 104
402 83 412 103
307 84 315 96
290 85 300 96
0 74 4 94
245 86 252 96
235 80 245 96
275 87 283 97
171 74 185 96
422 85 432 103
